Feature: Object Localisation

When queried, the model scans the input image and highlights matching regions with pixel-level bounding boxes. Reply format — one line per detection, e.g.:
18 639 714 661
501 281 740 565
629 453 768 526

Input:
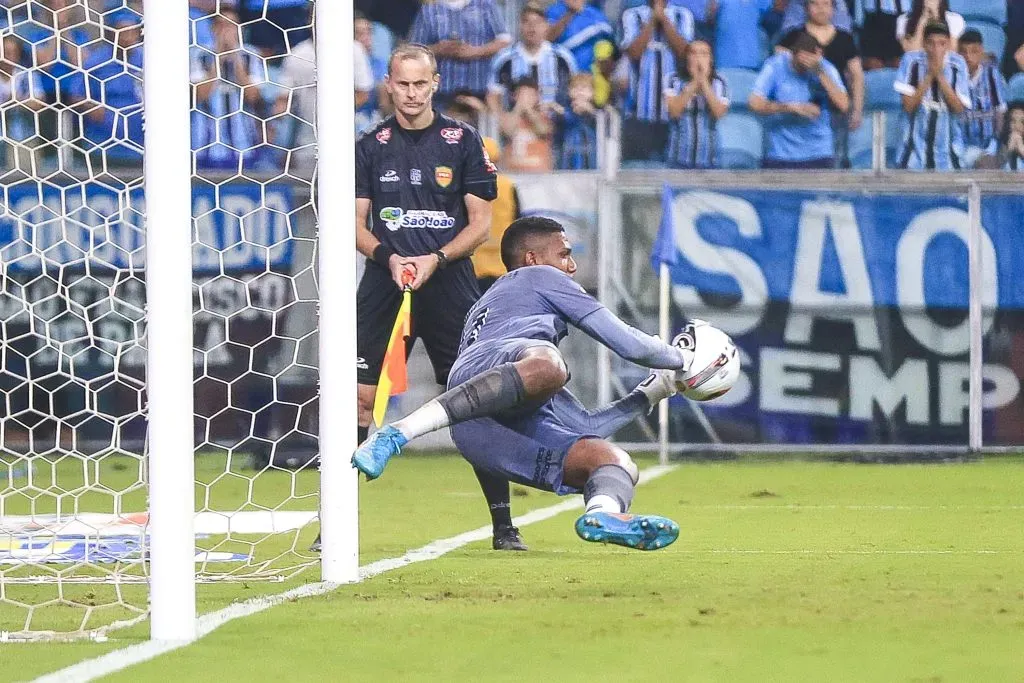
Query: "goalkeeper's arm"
576 308 687 370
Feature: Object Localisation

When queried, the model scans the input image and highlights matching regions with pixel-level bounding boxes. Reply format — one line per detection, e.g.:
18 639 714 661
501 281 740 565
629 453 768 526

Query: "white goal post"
142 0 360 641
0 0 357 642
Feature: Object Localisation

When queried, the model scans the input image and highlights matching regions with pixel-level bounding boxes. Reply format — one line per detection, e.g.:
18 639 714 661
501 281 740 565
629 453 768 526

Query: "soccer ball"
672 320 740 401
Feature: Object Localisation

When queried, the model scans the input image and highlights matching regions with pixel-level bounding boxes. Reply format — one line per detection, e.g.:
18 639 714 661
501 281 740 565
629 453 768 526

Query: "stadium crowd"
2 0 1024 171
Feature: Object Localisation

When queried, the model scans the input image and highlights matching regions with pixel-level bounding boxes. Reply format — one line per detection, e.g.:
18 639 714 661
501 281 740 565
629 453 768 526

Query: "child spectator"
1001 102 1024 170
664 38 729 168
500 77 555 171
893 21 970 170
556 72 601 169
546 0 617 106
959 29 1008 168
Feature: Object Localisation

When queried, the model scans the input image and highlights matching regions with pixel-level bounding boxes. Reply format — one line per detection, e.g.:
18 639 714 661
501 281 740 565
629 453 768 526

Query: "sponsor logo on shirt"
434 165 453 188
410 168 422 185
379 169 400 183
379 207 456 231
482 148 497 174
440 127 463 144
376 127 392 144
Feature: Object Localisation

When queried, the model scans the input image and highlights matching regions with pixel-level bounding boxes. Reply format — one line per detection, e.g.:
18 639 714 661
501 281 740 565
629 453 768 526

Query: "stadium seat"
848 116 875 170
719 68 759 109
950 0 1007 25
864 68 901 111
967 21 1007 65
1009 73 1024 102
717 113 763 169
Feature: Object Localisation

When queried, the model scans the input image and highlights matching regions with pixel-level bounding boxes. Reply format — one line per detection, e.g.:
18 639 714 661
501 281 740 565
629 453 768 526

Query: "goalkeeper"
353 217 692 551
341 43 526 553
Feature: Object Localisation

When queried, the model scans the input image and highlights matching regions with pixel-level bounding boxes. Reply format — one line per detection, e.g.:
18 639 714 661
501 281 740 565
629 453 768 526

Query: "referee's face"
386 56 439 121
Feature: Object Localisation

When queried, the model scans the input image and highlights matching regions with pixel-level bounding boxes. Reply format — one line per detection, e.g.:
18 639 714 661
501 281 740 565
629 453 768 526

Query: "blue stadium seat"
967 21 1007 64
1009 73 1024 102
950 0 1007 25
847 116 875 170
864 68 901 111
718 68 759 109
717 113 763 169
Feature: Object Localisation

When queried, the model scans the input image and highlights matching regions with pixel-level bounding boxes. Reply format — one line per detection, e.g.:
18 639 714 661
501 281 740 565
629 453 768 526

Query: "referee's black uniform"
355 112 496 387
355 112 524 548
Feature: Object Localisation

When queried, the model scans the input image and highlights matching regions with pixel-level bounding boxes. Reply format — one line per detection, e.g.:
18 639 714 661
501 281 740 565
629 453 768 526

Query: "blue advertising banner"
655 187 1024 446
0 180 294 273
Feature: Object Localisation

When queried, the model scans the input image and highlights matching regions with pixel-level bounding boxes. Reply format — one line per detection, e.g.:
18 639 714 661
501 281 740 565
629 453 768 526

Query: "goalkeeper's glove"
634 368 677 410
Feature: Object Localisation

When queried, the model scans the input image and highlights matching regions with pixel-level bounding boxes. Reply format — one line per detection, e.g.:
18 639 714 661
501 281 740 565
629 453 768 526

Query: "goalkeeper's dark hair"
500 216 564 271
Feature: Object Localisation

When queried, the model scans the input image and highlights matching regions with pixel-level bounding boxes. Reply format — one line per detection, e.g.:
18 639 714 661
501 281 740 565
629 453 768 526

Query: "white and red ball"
673 321 740 401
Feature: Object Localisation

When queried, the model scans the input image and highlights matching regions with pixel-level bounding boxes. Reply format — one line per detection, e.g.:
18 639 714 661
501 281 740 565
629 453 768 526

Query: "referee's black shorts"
356 258 481 386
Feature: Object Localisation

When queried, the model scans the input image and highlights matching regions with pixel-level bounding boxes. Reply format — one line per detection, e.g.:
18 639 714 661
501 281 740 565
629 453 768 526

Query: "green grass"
6 456 1024 682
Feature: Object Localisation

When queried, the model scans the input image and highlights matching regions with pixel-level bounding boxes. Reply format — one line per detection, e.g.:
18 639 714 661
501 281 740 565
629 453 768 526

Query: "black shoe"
309 533 321 552
492 525 528 551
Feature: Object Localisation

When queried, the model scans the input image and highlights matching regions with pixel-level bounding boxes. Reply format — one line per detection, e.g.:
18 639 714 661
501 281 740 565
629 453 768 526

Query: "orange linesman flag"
373 269 414 427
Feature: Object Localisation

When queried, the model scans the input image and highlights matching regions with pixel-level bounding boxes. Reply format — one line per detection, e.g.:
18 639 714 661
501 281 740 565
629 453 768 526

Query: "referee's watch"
434 249 449 270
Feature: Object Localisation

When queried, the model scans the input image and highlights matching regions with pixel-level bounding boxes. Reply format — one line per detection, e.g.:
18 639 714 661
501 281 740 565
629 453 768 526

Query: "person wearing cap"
894 20 971 170
472 137 522 292
958 28 1008 169
749 31 849 169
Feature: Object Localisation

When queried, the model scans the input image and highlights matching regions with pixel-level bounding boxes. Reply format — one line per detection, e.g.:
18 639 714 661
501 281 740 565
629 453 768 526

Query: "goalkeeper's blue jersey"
457 265 603 354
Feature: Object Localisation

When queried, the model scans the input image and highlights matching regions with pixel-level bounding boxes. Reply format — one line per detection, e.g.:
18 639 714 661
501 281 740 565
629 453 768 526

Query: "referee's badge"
435 166 453 188
410 168 422 185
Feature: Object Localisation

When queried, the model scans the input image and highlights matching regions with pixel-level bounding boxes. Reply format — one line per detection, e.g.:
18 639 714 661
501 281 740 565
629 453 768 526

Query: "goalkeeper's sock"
473 467 513 530
583 465 635 514
393 363 526 440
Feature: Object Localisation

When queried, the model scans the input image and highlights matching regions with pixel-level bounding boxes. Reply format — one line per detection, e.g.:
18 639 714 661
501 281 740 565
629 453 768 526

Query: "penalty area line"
33 464 678 683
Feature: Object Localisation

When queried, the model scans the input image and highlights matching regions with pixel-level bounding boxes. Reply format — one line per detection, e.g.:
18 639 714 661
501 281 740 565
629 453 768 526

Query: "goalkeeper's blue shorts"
449 338 597 496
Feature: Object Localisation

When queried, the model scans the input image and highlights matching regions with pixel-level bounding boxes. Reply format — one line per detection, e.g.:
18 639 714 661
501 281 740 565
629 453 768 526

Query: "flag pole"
658 262 670 467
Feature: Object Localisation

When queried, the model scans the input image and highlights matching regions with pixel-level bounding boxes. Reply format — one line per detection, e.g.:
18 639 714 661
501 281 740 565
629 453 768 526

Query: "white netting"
0 0 321 639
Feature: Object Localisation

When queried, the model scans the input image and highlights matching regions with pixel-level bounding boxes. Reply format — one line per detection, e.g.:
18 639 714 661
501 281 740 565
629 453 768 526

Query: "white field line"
684 504 1024 511
31 465 678 683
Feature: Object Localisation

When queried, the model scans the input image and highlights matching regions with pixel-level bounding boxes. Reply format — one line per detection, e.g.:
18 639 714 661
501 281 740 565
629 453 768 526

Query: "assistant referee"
336 44 524 552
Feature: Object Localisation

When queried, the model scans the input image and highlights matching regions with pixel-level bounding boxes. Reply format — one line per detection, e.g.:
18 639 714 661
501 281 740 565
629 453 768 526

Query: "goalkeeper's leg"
351 342 567 480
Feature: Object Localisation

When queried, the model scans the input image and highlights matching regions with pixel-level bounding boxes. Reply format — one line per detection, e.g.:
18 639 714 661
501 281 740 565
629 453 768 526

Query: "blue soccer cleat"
351 425 408 481
574 511 679 551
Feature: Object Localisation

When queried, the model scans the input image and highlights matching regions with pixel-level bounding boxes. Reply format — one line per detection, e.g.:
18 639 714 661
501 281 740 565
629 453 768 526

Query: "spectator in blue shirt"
664 38 729 168
620 0 694 162
894 21 970 170
749 31 849 168
237 0 312 58
488 4 578 113
81 13 145 166
710 0 780 70
0 33 45 149
190 6 269 170
409 0 511 103
355 11 389 124
555 71 602 169
547 0 616 72
958 29 1008 168
1001 102 1024 170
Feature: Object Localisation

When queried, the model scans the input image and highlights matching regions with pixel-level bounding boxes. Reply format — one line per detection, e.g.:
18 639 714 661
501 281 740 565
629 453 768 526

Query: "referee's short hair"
388 43 437 76
500 216 565 271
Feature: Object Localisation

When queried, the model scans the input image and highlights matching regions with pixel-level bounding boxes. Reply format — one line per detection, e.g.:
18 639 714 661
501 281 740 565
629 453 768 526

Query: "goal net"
0 0 326 640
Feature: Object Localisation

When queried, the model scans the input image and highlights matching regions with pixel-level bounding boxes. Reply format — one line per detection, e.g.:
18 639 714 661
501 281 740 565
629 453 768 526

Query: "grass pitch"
7 455 1024 682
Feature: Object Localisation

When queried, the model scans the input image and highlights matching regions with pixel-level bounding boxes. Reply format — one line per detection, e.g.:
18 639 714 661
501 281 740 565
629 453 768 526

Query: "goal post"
0 0 358 641
315 0 360 584
143 0 197 642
